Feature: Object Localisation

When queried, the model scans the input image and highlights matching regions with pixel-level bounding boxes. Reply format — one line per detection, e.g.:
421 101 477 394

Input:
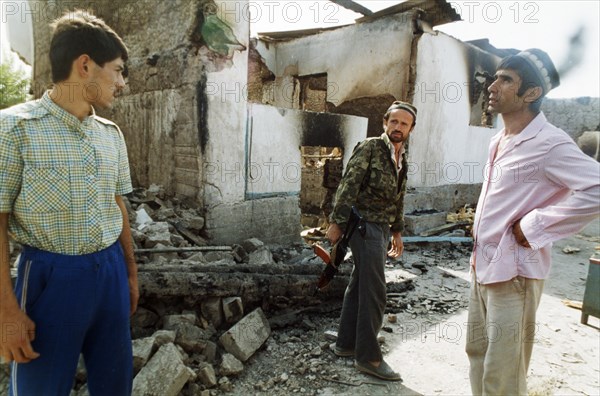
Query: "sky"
1 1 598 98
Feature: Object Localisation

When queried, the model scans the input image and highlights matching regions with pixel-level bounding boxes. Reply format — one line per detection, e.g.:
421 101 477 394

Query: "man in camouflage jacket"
326 101 417 381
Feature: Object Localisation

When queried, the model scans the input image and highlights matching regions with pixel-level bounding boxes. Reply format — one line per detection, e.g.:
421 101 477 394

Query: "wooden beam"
329 0 373 16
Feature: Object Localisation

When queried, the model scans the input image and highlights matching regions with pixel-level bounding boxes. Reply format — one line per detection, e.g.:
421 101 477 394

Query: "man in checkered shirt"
0 10 138 395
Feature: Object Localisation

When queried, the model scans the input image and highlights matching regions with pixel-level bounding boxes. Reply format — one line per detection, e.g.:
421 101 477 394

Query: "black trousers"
336 221 389 363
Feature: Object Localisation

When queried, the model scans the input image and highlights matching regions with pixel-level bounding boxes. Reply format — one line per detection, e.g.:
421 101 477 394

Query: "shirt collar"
512 112 547 147
381 132 405 171
494 112 547 148
40 91 95 130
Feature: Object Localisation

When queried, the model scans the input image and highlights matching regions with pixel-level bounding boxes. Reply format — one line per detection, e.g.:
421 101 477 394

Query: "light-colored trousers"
466 272 545 395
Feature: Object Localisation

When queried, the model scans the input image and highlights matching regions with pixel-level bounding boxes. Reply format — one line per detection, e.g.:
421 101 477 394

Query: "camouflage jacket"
330 133 408 233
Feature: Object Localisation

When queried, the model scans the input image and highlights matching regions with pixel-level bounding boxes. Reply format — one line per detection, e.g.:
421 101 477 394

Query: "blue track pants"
9 241 133 396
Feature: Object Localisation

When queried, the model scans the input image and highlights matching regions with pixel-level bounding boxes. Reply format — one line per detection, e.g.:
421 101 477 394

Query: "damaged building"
3 1 600 394
17 0 510 245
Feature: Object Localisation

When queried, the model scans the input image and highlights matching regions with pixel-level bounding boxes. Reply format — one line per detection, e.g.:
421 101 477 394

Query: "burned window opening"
471 70 495 128
298 74 329 112
330 95 397 137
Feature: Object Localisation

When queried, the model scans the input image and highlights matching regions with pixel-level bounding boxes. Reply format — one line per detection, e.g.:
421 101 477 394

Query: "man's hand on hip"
513 219 531 248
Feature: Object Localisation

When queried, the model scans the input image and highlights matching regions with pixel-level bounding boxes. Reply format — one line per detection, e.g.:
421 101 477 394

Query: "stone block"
131 307 159 328
222 297 244 324
404 212 448 236
135 208 154 230
218 376 233 392
248 247 274 265
197 363 217 388
241 238 264 253
231 244 248 263
179 209 205 232
143 222 172 248
202 341 218 364
220 353 244 376
219 308 271 362
152 329 176 347
149 243 178 261
163 313 197 330
154 207 176 221
201 298 223 328
204 251 233 262
403 192 434 214
132 337 156 373
173 323 213 353
132 343 191 396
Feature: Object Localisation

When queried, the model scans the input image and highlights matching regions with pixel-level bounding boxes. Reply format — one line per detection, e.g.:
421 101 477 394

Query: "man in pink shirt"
466 48 600 395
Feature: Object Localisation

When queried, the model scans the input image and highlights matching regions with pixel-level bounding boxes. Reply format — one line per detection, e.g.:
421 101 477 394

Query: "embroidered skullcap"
386 101 417 121
515 48 560 94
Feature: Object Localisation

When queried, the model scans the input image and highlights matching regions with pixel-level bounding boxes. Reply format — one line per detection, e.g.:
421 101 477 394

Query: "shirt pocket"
23 166 71 212
368 162 396 200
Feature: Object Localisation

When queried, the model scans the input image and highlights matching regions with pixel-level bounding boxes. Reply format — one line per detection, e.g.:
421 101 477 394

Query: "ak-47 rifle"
313 206 363 295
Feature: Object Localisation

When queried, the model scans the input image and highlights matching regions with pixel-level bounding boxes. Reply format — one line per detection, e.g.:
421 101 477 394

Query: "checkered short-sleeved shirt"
0 92 133 255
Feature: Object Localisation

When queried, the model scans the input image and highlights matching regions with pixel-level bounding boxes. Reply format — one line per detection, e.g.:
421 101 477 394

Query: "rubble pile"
125 184 210 260
66 306 273 396
0 184 474 395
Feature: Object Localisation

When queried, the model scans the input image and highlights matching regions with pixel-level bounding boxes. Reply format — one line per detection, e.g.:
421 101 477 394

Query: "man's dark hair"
50 10 128 83
497 56 545 112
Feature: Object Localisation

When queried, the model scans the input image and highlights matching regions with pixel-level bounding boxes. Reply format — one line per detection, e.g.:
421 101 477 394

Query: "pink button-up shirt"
472 112 600 284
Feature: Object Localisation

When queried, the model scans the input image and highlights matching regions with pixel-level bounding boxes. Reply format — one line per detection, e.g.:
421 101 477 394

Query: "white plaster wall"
247 105 302 196
5 5 34 65
264 13 414 106
203 1 250 207
408 32 501 188
247 103 368 196
255 39 276 74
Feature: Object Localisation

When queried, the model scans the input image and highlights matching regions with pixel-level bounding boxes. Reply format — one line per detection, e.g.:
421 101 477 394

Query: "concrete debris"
222 296 244 324
241 237 265 253
562 246 581 254
196 362 218 388
152 329 176 347
405 211 448 235
202 341 218 364
248 246 275 265
135 208 154 230
132 336 156 372
172 323 214 354
220 353 244 376
131 307 159 328
163 313 197 329
219 308 272 362
201 297 224 329
132 343 192 396
142 222 172 248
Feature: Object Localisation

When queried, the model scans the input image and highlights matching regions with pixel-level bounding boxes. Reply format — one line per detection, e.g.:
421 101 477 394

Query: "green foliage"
0 57 30 109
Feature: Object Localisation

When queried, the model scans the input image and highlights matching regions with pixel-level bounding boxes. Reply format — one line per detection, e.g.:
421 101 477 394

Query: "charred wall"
31 0 249 205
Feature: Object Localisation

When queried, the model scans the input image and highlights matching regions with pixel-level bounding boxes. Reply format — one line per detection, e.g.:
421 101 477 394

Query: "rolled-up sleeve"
0 119 23 212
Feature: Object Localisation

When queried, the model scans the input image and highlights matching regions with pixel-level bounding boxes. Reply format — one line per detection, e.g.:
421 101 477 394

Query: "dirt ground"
229 221 600 396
